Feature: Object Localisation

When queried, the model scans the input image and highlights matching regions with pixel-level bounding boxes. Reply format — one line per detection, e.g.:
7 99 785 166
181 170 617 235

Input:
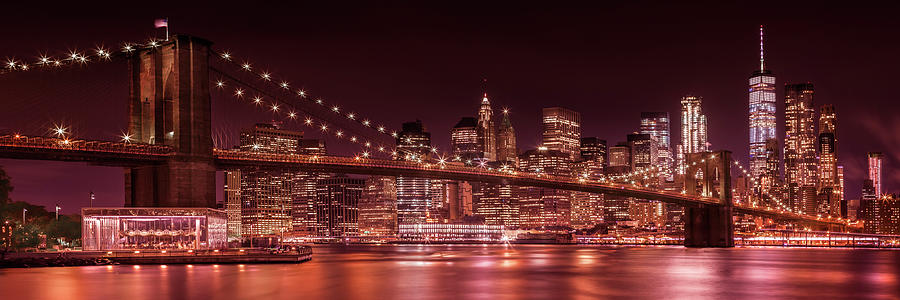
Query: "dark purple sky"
1 2 899 213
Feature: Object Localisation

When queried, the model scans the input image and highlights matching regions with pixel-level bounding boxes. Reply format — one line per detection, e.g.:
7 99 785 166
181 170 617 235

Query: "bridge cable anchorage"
208 49 454 164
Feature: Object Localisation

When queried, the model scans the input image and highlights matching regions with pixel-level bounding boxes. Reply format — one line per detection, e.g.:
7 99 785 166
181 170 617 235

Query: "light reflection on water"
1 245 899 299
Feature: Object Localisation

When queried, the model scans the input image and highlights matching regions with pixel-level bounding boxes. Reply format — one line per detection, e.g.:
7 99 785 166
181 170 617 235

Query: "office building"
640 112 673 181
868 152 884 198
518 148 573 228
359 176 397 237
315 176 363 237
784 83 817 214
497 110 518 166
396 120 433 224
749 25 778 179
542 107 582 160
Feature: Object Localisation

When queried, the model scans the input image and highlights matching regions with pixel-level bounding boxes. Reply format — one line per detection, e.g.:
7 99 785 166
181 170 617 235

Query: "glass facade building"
82 208 226 251
784 83 818 214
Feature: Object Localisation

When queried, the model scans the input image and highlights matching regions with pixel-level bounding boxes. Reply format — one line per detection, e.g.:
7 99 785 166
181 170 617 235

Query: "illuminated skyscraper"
518 148 572 228
868 152 884 198
817 104 839 215
396 120 432 224
759 138 781 203
749 25 777 179
542 107 582 161
360 176 397 237
679 95 708 156
475 182 520 227
477 93 497 162
784 83 817 214
229 123 315 237
605 143 631 222
497 110 518 166
640 112 672 181
451 117 480 163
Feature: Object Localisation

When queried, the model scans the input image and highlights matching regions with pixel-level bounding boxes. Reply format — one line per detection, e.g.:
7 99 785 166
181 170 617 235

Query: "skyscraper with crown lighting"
749 25 777 180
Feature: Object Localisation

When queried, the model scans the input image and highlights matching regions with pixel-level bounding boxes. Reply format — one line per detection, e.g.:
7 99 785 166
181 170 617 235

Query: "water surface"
1 245 898 299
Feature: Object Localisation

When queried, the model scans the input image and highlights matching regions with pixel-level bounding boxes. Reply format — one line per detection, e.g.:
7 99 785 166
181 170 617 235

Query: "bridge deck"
0 136 854 228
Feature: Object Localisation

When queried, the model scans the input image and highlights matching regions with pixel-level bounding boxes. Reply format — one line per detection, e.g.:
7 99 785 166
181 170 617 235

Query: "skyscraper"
759 138 781 203
818 104 839 215
605 143 632 222
396 120 433 224
541 107 582 161
496 110 518 166
518 148 573 228
784 83 818 214
868 152 884 198
627 133 658 174
679 95 708 155
640 112 672 181
450 117 480 163
477 93 497 162
315 176 363 237
229 123 308 237
749 25 778 179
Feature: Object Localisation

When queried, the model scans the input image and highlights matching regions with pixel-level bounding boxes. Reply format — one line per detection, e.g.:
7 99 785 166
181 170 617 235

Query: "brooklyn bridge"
0 35 858 247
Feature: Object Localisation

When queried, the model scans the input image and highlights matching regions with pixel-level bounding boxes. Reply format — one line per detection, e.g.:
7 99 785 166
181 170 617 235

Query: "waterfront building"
640 112 673 181
396 120 433 225
605 143 632 222
868 152 884 198
82 208 226 250
861 194 900 235
518 148 573 228
784 83 817 214
573 138 607 228
541 107 582 161
749 25 778 179
227 123 324 237
475 182 520 227
359 176 397 237
315 176 363 237
398 223 504 242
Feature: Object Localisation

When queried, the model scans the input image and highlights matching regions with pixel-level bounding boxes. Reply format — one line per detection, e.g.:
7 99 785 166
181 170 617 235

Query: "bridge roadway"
0 136 852 227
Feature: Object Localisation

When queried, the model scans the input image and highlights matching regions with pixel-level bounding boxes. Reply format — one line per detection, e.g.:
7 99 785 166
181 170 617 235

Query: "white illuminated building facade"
749 25 777 179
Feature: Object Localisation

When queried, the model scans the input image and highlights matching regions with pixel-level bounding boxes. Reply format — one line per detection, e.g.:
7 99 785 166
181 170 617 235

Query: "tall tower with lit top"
749 25 777 180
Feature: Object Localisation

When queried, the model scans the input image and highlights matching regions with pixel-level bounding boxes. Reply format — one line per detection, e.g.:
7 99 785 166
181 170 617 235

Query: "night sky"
1 2 899 213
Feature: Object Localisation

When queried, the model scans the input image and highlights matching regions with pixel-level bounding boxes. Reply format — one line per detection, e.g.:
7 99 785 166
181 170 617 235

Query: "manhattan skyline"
1 2 899 212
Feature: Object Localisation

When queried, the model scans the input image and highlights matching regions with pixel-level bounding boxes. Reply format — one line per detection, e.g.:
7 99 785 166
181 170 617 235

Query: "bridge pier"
683 151 734 247
125 35 216 208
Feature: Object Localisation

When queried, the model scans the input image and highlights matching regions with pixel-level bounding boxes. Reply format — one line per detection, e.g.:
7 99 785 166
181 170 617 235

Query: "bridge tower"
124 35 216 208
683 150 735 247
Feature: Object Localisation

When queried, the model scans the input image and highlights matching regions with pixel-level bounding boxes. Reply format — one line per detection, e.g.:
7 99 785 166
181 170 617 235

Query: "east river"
1 245 899 299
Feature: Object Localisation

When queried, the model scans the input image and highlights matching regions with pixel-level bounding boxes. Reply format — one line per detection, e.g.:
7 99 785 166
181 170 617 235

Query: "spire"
759 25 765 71
481 78 490 104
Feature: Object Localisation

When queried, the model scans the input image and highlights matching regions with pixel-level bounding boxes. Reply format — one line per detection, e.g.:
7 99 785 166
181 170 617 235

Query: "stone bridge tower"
683 150 735 247
125 35 216 208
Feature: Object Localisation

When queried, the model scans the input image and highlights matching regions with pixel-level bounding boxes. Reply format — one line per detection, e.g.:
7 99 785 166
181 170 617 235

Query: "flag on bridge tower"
155 18 169 41
154 18 168 28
